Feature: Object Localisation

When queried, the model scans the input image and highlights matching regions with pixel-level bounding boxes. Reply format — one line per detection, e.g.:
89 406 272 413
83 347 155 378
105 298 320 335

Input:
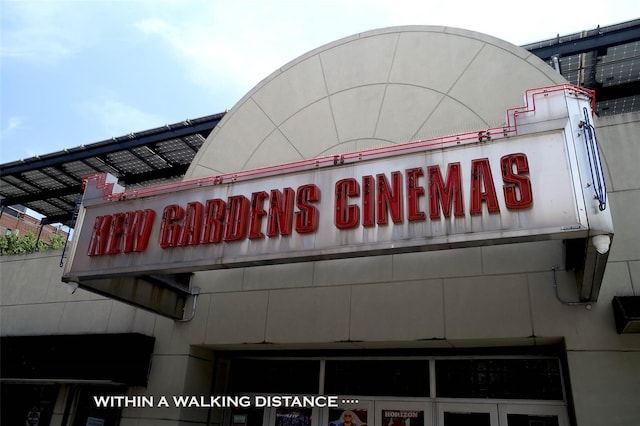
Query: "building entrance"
234 399 567 426
222 352 570 426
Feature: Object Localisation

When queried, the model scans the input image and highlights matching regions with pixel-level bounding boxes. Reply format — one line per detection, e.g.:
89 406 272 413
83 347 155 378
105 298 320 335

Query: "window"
435 359 563 400
324 360 429 397
229 359 320 394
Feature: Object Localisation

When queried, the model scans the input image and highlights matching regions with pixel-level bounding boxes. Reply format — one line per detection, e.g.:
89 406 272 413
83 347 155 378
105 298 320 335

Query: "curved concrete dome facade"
186 26 566 179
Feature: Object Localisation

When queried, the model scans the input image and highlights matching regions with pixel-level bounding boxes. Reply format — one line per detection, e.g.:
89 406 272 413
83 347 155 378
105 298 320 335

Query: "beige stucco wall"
2 26 640 426
185 26 564 179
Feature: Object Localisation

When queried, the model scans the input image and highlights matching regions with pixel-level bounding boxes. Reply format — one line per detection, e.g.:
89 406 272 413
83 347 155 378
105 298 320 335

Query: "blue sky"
1 0 638 164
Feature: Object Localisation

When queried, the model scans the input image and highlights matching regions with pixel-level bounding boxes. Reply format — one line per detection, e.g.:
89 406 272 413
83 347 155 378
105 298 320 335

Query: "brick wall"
0 208 68 244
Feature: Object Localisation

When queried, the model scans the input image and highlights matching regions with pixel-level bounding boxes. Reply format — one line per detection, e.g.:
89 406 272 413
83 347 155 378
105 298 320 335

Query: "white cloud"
131 1 389 98
0 1 88 62
0 116 26 161
0 115 26 140
6 116 25 132
131 0 640 102
371 0 640 45
79 99 163 137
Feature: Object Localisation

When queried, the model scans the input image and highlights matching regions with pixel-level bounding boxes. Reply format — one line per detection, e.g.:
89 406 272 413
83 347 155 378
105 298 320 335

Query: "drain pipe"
551 267 591 308
178 287 200 322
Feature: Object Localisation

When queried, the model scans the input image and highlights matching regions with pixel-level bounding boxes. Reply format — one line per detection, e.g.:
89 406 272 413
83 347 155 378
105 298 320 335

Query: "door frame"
437 402 498 426
498 403 568 426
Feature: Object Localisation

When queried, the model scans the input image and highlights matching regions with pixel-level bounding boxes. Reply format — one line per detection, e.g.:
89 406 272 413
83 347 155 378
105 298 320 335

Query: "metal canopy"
0 114 224 226
523 19 640 116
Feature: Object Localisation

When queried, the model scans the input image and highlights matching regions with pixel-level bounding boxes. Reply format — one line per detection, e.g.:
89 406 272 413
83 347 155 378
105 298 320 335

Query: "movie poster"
328 409 368 426
382 410 424 426
275 408 312 426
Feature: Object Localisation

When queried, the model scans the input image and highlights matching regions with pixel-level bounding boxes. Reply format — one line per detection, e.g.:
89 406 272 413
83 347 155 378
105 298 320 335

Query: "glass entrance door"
252 401 569 426
436 402 567 426
375 401 432 426
437 402 498 426
498 404 568 426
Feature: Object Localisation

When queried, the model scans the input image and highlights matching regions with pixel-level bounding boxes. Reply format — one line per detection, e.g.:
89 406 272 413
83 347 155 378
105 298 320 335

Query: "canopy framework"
0 114 224 227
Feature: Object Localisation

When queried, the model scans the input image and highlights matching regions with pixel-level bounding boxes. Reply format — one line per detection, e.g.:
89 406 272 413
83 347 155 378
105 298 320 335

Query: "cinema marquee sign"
63 86 613 289
85 152 534 254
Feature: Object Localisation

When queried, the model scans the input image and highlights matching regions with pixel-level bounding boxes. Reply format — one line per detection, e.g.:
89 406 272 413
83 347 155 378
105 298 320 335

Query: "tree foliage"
0 231 66 256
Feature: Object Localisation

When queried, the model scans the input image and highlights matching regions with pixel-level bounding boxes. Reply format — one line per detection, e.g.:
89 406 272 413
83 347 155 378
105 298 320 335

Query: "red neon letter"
501 153 533 210
407 167 426 221
106 213 127 254
123 209 155 253
87 215 112 256
224 195 250 242
159 204 185 248
335 178 360 229
178 202 203 246
267 188 295 237
249 191 268 239
470 158 500 215
428 163 464 219
295 184 320 234
362 175 375 227
200 199 226 244
376 171 403 225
